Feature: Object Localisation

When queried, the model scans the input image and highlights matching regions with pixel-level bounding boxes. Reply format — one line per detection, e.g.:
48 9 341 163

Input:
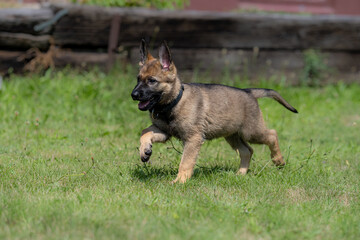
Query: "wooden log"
0 49 127 74
0 32 50 50
51 4 360 51
54 50 110 67
0 50 24 74
129 47 360 83
0 8 54 35
130 47 360 72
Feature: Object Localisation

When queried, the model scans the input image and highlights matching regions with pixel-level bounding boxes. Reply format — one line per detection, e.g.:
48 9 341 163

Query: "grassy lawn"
0 66 359 239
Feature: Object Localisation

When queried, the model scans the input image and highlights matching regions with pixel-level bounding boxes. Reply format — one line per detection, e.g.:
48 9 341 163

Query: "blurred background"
0 0 359 84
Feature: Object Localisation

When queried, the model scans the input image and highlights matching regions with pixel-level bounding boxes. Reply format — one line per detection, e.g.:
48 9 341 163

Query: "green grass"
0 66 359 239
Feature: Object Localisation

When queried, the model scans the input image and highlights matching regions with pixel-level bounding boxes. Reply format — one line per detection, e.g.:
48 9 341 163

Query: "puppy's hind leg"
225 135 253 175
266 129 285 166
252 129 285 166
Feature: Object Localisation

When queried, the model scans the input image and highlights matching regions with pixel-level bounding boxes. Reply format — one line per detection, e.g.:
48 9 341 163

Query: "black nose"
131 90 140 100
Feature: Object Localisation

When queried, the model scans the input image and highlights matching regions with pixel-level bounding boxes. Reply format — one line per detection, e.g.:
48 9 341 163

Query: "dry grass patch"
287 187 315 204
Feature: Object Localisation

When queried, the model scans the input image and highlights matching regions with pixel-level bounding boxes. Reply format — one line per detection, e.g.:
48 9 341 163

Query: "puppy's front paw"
140 143 152 162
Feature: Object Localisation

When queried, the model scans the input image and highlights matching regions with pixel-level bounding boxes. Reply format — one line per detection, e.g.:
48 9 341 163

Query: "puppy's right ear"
159 41 172 70
139 39 154 66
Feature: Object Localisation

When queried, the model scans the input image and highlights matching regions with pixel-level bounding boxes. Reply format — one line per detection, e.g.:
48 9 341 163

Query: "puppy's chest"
151 115 182 139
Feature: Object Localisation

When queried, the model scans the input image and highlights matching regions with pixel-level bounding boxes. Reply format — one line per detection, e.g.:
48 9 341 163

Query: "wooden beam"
51 4 360 51
107 15 121 70
0 32 50 50
0 8 54 35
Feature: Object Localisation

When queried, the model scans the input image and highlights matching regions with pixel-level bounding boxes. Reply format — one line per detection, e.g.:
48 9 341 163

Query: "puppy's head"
131 40 178 111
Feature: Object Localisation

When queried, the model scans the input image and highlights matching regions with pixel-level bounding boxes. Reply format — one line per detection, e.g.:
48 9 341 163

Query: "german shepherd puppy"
131 40 298 183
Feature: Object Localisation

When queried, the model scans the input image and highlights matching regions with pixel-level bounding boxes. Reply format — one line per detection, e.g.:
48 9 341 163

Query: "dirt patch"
337 192 357 207
342 114 360 127
287 187 315 203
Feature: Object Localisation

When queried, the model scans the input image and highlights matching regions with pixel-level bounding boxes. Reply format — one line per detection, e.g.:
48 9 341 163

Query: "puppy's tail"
248 88 298 113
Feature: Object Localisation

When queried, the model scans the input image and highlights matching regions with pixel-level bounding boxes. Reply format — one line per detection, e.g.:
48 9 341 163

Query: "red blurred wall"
187 0 360 15
22 0 360 15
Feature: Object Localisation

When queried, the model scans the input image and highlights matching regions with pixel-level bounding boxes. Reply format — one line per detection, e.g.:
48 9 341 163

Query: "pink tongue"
138 100 150 109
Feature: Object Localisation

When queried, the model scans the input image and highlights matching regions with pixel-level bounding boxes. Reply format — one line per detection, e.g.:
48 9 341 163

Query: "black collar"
150 85 184 119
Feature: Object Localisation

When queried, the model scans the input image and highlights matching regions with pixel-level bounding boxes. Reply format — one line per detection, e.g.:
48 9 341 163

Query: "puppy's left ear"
159 41 172 70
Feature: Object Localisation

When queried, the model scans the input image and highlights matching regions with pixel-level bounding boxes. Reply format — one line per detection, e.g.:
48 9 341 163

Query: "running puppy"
131 40 298 183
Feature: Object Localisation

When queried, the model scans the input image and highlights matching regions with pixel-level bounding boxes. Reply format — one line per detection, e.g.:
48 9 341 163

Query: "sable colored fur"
131 40 298 183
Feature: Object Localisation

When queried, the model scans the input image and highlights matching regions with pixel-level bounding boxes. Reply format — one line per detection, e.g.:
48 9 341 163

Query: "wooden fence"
0 4 360 83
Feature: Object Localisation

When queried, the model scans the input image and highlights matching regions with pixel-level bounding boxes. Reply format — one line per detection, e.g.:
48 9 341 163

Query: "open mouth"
138 100 151 110
137 96 159 111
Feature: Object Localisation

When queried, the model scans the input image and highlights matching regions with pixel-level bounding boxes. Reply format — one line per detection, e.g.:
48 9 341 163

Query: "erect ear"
139 39 154 65
159 41 172 70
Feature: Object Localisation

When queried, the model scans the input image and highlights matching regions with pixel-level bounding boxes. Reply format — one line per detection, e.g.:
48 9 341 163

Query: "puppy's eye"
148 78 157 84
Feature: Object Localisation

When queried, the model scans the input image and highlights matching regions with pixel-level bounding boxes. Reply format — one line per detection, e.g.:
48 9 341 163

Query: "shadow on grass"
131 164 177 182
193 165 236 178
131 163 236 182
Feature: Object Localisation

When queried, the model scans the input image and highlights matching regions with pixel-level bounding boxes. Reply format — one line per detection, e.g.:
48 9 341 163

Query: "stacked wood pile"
0 3 360 82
